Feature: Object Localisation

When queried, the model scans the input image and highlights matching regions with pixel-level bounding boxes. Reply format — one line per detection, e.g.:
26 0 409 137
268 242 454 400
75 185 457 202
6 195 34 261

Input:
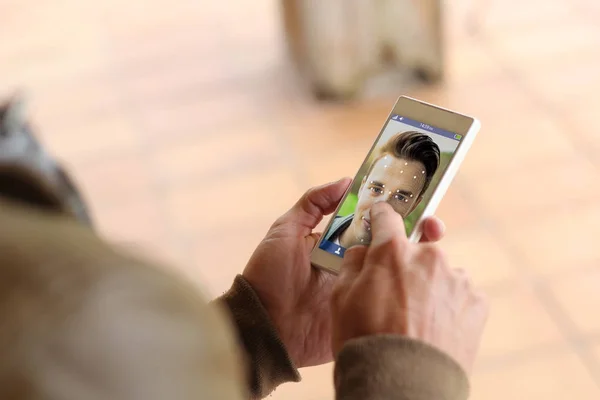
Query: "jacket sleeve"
215 276 470 400
334 335 470 400
214 275 301 399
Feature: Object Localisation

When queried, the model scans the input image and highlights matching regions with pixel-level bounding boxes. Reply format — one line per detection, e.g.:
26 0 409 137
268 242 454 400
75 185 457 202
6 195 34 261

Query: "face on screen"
344 156 426 246
319 114 461 258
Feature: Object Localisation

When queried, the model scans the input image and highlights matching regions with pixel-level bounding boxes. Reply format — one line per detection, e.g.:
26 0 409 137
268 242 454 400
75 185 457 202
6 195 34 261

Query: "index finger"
369 202 409 250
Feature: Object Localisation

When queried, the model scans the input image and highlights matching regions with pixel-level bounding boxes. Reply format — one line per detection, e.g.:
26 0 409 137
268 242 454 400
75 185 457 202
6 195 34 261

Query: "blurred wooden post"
280 0 445 100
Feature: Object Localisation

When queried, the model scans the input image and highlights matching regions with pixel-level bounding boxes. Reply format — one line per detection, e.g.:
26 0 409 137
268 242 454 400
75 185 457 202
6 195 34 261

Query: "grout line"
112 63 292 122
471 25 600 173
534 262 600 283
71 153 289 213
460 150 598 182
569 0 600 23
266 115 318 191
459 164 600 384
476 330 600 375
475 341 574 374
151 155 286 190
532 281 600 381
99 34 195 271
460 24 600 385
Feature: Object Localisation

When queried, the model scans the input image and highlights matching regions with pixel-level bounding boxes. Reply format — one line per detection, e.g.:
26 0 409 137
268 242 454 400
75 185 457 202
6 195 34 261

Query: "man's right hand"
330 202 489 374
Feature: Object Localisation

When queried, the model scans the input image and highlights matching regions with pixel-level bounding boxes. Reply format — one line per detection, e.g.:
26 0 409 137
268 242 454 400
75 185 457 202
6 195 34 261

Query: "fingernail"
439 220 446 234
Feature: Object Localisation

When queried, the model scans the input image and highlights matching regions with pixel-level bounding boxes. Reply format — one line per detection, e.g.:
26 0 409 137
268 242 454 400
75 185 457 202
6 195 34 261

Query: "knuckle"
453 268 474 285
344 245 366 260
304 186 323 206
269 215 285 229
369 240 408 269
304 186 317 199
469 289 491 313
417 243 446 265
472 288 490 305
370 234 403 254
331 283 347 306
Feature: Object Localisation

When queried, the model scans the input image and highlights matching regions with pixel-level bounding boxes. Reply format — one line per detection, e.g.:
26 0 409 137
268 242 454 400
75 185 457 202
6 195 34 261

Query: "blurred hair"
366 131 441 195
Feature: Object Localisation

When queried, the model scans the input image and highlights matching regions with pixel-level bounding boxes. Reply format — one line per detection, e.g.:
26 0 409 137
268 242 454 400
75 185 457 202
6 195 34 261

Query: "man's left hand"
242 178 446 368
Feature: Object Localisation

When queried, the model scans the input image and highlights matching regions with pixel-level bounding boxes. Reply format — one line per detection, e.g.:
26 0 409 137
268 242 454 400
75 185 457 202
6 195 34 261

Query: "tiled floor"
2 0 600 398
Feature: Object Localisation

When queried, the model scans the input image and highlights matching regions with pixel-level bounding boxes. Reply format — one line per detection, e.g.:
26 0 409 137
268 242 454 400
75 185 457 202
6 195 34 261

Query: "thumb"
280 177 352 232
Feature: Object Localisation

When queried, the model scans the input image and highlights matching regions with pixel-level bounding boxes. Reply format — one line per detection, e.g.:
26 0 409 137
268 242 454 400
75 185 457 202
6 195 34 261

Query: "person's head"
345 131 440 246
0 95 93 225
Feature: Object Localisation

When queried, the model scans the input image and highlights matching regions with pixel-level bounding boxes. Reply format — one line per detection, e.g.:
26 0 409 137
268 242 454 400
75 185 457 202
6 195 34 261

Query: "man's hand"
242 178 446 368
331 202 489 373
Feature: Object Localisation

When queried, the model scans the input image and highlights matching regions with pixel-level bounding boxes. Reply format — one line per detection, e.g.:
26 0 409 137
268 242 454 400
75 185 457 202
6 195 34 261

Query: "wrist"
240 274 300 364
216 275 301 398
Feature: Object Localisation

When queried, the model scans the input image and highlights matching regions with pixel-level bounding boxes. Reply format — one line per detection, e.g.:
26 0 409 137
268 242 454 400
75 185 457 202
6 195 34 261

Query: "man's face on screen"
346 156 427 246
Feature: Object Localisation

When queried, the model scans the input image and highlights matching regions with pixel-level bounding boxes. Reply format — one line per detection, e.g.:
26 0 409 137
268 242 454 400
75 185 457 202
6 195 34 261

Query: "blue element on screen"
319 240 345 258
391 114 460 142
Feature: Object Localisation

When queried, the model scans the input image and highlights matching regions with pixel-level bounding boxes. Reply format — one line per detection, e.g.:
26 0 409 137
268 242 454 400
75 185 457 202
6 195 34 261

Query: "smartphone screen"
318 113 464 258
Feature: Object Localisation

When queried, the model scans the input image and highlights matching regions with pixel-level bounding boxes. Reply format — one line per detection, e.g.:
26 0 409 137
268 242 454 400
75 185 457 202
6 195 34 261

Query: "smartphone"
310 95 480 274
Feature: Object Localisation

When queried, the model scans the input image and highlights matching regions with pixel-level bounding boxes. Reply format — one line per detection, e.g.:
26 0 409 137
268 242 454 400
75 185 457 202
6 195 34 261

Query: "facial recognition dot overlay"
319 114 462 258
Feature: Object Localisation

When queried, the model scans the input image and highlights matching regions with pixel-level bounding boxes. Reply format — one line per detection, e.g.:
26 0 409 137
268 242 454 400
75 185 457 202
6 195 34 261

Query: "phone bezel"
310 95 481 275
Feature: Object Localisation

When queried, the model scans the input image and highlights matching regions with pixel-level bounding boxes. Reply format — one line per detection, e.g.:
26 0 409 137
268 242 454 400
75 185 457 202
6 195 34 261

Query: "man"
325 130 440 249
0 97 488 400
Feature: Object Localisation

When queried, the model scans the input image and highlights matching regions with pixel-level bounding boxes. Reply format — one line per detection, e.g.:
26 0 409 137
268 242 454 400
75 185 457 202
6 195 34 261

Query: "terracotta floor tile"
577 0 600 16
0 51 111 96
0 15 108 87
507 205 600 275
477 285 564 359
446 39 505 86
116 58 231 107
281 100 391 161
103 0 218 35
130 88 271 146
114 44 282 116
591 341 600 361
70 153 156 208
187 228 266 297
548 267 600 335
523 59 600 108
434 76 537 125
565 103 600 154
471 349 600 400
476 0 575 33
35 113 142 163
163 168 303 236
440 229 518 287
270 364 334 400
107 0 278 50
489 20 600 73
151 124 281 184
27 71 123 123
469 157 600 224
108 14 227 63
301 147 372 188
434 183 481 232
459 111 579 181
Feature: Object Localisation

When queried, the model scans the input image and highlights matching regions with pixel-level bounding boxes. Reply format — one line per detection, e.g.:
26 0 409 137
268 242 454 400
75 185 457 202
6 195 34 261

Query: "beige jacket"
0 200 468 400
